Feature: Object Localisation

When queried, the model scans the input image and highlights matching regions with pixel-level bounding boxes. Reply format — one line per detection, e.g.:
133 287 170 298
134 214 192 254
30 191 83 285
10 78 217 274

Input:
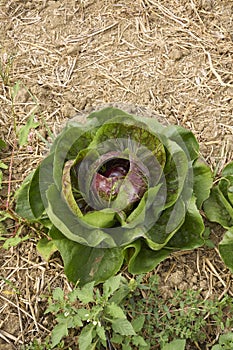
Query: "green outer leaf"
219 176 233 207
46 184 116 247
193 158 213 209
49 226 124 285
126 196 204 274
15 171 37 221
162 124 199 161
222 161 233 177
203 186 233 228
162 137 190 209
61 159 83 217
145 198 186 249
87 107 130 123
126 240 171 274
16 153 54 222
29 166 45 218
219 227 233 273
53 124 95 189
229 186 233 206
167 195 204 250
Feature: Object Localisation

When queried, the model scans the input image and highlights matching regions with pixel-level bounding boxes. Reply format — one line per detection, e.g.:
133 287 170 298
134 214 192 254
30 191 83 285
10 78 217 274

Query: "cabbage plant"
203 161 233 272
16 107 212 285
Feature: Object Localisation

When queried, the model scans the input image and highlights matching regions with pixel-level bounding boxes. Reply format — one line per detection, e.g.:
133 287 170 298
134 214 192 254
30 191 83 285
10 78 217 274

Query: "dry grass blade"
205 51 233 88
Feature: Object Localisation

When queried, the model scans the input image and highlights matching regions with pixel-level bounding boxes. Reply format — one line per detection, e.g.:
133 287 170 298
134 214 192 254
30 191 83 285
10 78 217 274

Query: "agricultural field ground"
0 0 233 349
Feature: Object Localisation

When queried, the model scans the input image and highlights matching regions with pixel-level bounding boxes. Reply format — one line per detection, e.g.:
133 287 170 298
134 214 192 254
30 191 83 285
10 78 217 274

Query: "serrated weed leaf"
72 314 83 327
51 322 69 348
45 302 61 315
96 325 106 342
76 281 95 304
132 335 148 347
103 274 122 298
111 318 136 336
106 302 126 319
131 315 145 332
78 324 95 350
52 287 64 301
2 235 30 250
162 339 186 350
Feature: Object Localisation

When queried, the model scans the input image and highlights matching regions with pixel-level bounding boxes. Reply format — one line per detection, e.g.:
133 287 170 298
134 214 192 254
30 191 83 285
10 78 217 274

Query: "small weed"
0 51 14 85
0 210 30 249
125 274 233 348
0 138 8 190
21 338 66 350
37 274 148 350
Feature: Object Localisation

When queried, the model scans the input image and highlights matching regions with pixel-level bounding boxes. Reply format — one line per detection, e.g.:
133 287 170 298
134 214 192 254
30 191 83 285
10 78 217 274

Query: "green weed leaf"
18 114 40 147
111 334 123 344
0 139 6 149
72 314 83 327
11 81 21 100
103 274 122 298
162 339 186 350
96 325 106 341
132 335 148 347
76 281 95 303
131 315 145 332
2 234 29 249
212 332 233 349
0 161 8 170
51 322 69 348
52 287 64 301
106 303 126 319
78 324 94 350
111 318 136 336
